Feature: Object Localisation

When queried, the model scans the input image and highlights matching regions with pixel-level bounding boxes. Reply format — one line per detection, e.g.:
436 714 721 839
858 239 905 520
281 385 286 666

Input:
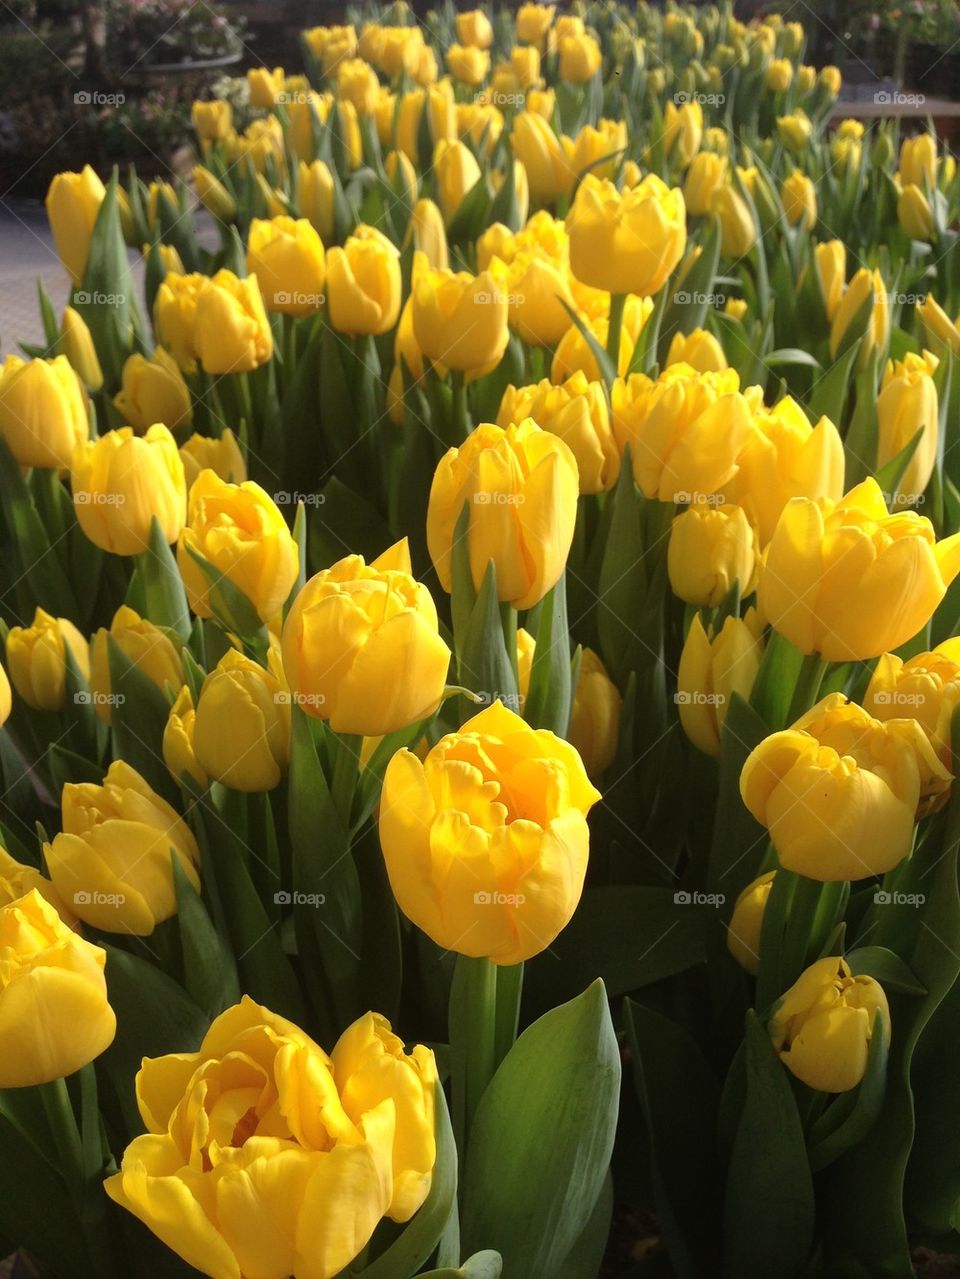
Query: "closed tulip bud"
741 693 950 881
155 245 187 276
796 64 816 93
163 684 207 788
246 216 326 317
511 44 541 87
58 305 103 391
666 327 728 373
559 32 602 82
144 180 177 233
283 539 450 736
114 347 193 433
765 57 793 91
569 647 621 777
725 297 748 321
712 185 756 257
412 256 509 374
154 271 208 373
668 501 758 606
89 606 183 724
193 649 290 791
511 110 566 202
337 57 379 114
427 419 578 610
193 165 236 221
383 150 417 212
726 870 775 974
0 354 88 469
179 428 246 489
781 171 817 230
327 225 402 337
558 118 627 196
46 760 201 934
612 364 755 502
831 135 862 174
663 98 703 167
900 133 937 190
830 267 889 366
517 2 556 49
106 997 437 1274
6 607 90 712
45 165 105 284
0 890 115 1087
377 25 426 78
490 250 574 348
72 424 186 556
191 98 231 143
759 478 960 660
455 8 493 48
683 150 727 216
247 65 285 109
551 294 654 381
498 372 618 493
814 239 846 323
864 639 960 786
898 183 934 241
918 294 960 357
298 160 335 243
777 110 812 154
380 700 599 963
434 138 484 223
771 958 890 1092
178 469 299 623
0 663 9 726
568 172 686 296
193 270 273 374
526 86 555 118
875 350 938 504
447 42 490 85
677 610 764 757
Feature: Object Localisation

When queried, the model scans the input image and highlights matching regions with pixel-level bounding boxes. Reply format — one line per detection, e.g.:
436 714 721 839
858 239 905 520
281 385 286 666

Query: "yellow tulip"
568 172 686 295
379 699 600 963
663 98 703 167
776 110 812 154
725 297 748 321
864 638 960 781
677 610 764 756
771 958 890 1092
498 372 618 494
766 58 793 91
178 469 299 624
782 171 817 230
247 65 285 109
918 294 960 357
877 350 939 504
611 364 755 502
0 889 115 1087
516 2 556 49
712 184 756 257
193 649 290 791
191 98 232 143
814 239 846 323
246 216 326 317
304 23 357 71
510 44 541 87
741 693 951 880
726 869 775 974
337 57 379 114
0 662 9 726
510 110 566 203
683 150 727 216
458 101 504 155
447 42 490 86
558 32 602 82
375 25 426 78
796 65 816 93
427 420 578 610
298 160 335 242
71 424 186 556
163 684 207 788
45 760 201 934
456 8 493 48
557 118 627 196
434 138 484 223
412 255 509 374
405 197 449 270
526 86 555 118
819 65 843 96
900 132 937 190
114 347 193 433
489 248 574 348
898 183 934 241
6 607 90 712
552 295 654 381
829 267 889 366
58 306 103 391
0 354 88 469
89 605 183 724
668 501 758 606
326 225 402 337
179 429 246 489
0 845 74 924
192 270 273 375
106 997 437 1275
282 538 450 737
45 165 105 283
569 647 621 777
666 327 728 373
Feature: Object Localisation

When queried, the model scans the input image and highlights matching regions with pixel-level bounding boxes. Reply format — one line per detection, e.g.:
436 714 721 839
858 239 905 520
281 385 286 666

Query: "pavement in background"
0 200 76 351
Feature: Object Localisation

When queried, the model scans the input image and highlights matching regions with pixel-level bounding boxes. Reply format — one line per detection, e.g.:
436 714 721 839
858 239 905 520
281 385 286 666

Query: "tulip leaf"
763 347 822 370
557 297 616 388
623 1000 722 1277
308 475 394 571
806 1008 889 1172
658 214 722 356
460 980 620 1279
446 174 493 246
846 945 926 996
551 1170 613 1279
107 637 179 803
171 854 241 1020
524 573 572 734
457 561 518 718
181 540 267 642
873 426 925 502
77 170 145 385
806 336 861 429
416 1252 503 1279
353 1086 458 1279
136 516 192 641
722 1010 815 1277
489 154 521 231
37 276 60 348
595 453 648 686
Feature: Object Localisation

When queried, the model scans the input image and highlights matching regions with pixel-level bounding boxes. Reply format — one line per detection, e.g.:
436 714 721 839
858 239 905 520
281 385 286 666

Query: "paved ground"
0 199 78 352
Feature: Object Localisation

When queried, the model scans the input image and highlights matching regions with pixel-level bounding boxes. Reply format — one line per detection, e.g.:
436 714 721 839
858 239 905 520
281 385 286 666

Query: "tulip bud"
498 372 618 494
712 185 756 257
814 239 846 323
446 42 490 85
338 57 379 114
0 354 88 469
6 607 90 712
405 197 449 270
918 294 960 357
557 118 627 196
765 58 793 91
830 267 889 366
89 606 183 724
59 306 103 391
327 225 402 337
45 165 105 283
0 890 115 1086
665 327 728 373
677 610 764 756
193 270 274 375
770 958 890 1092
864 639 960 787
412 255 509 374
247 65 285 109
776 110 812 154
434 138 484 224
663 99 703 167
45 761 201 935
114 347 193 433
898 183 934 241
900 132 937 190
72 424 186 556
668 501 758 606
247 216 326 317
191 98 232 143
193 165 236 222
163 684 207 788
781 171 817 230
726 870 775 974
511 111 566 203
569 647 621 777
724 297 748 321
298 160 335 243
796 64 816 93
568 172 686 296
0 663 10 727
877 350 939 504
179 428 246 489
154 272 209 373
559 32 602 82
193 649 290 792
516 2 556 49
683 151 727 217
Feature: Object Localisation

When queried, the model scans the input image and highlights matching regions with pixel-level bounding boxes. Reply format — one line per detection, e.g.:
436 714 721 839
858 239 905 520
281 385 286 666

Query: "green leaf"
874 426 924 501
523 574 572 734
417 1253 503 1279
457 562 518 713
763 348 823 370
807 336 861 427
137 517 192 641
181 541 266 642
557 298 616 388
806 1009 889 1172
107 637 177 802
172 854 241 1019
722 1010 814 1277
446 174 493 245
658 215 722 355
461 980 620 1279
846 945 926 996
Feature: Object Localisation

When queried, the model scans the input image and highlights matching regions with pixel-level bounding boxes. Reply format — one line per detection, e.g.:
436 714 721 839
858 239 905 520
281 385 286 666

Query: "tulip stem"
330 730 361 828
40 1077 84 1188
450 371 470 445
786 653 828 725
606 292 627 366
454 954 498 1157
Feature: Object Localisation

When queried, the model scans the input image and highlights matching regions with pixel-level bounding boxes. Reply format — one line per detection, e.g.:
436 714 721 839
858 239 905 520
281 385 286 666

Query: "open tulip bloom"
3 4 960 1276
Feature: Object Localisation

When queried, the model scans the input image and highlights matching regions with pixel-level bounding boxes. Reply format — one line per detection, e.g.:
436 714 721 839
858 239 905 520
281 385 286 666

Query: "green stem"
605 291 628 366
786 652 828 726
330 730 361 829
40 1078 83 1188
282 313 298 390
450 370 470 446
493 962 523 1071
462 955 498 1144
499 602 519 706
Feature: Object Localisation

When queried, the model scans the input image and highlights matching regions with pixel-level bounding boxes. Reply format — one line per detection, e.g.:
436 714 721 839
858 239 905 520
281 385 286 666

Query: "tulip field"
3 1 960 1275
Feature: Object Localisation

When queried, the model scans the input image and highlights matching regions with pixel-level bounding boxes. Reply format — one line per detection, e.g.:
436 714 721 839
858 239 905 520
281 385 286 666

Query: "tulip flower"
516 2 556 48
766 58 793 91
405 197 449 270
726 870 775 974
819 65 842 95
0 663 9 726
0 890 115 1087
179 429 246 489
898 184 934 241
193 649 290 791
758 478 960 661
298 159 335 242
191 98 232 143
776 110 812 154
0 846 75 924
45 760 201 934
683 151 727 216
282 539 451 737
559 32 603 82
412 255 509 375
113 347 192 434
666 327 728 373
863 638 960 780
456 8 493 48
447 42 490 85
900 132 937 190
58 306 103 391
427 419 579 610
740 693 950 881
712 185 756 257
663 98 703 166
829 267 889 365
379 700 600 964
246 216 326 317
6 607 90 712
498 372 618 494
568 647 622 777
45 165 105 283
0 354 88 470
876 350 939 505
568 173 687 296
337 57 379 114
511 110 566 203
781 171 817 230
677 610 764 756
434 138 484 223
770 957 890 1092
814 240 846 323
163 685 207 789
552 295 654 382
178 469 299 624
327 225 402 337
154 272 209 373
72 424 186 556
246 65 284 108
106 998 437 1276
193 270 273 374
668 500 758 606
89 606 183 724
917 294 960 357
